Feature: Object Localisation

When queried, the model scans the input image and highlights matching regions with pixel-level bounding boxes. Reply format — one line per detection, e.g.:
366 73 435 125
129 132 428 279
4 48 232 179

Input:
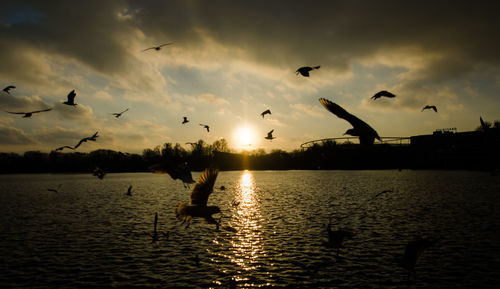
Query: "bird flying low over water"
265 129 276 140
93 167 106 180
261 109 271 118
296 66 320 77
200 124 210 132
150 161 195 187
111 108 129 118
371 90 396 100
5 108 52 118
63 90 77 106
325 220 357 256
182 117 189 124
74 131 99 149
175 167 221 228
396 237 438 280
142 43 173 52
3 85 15 94
422 105 438 112
319 98 380 145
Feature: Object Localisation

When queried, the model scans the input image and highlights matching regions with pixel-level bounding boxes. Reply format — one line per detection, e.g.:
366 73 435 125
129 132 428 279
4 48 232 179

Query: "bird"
185 142 196 146
93 167 106 179
5 108 52 118
3 85 15 94
142 43 173 52
325 220 357 256
371 90 396 100
296 66 320 77
261 109 271 118
480 116 490 132
422 105 438 113
175 167 221 228
182 117 189 124
319 98 381 145
219 185 226 190
74 131 99 149
63 90 77 106
126 185 133 196
199 124 210 132
396 237 438 280
47 184 62 193
150 161 195 187
111 108 129 118
265 129 276 140
54 145 74 152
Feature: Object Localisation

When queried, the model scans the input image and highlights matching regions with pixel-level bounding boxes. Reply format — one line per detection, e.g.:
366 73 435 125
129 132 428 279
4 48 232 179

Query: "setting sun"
234 125 257 149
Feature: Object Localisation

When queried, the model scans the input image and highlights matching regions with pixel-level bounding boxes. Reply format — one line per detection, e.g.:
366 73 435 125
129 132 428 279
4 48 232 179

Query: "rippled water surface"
0 170 499 288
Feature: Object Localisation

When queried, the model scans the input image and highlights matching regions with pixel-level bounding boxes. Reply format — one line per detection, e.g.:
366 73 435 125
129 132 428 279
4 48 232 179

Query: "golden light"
233 125 257 149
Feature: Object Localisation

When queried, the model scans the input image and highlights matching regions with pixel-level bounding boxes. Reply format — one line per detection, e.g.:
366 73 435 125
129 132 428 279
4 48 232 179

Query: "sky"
1 0 499 154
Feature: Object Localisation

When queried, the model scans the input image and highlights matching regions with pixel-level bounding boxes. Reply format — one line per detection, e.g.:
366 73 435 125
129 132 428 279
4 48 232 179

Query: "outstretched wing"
159 43 174 48
67 90 76 102
142 47 155 52
190 167 219 206
31 108 53 114
5 111 26 115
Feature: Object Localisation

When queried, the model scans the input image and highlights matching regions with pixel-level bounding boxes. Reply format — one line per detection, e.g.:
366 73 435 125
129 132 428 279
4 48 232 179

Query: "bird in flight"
47 184 62 193
319 98 381 146
261 109 271 118
200 124 210 132
54 145 74 152
93 167 106 180
126 185 133 196
371 90 396 100
296 66 320 77
422 105 438 112
265 129 276 140
74 131 99 149
111 108 129 118
175 167 221 228
142 43 174 52
396 237 438 280
150 161 195 187
5 108 52 118
325 220 357 256
182 117 189 124
3 85 15 94
63 90 77 106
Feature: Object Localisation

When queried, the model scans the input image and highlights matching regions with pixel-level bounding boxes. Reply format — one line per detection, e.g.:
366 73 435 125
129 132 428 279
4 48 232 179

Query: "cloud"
0 124 38 145
290 103 325 118
197 93 229 105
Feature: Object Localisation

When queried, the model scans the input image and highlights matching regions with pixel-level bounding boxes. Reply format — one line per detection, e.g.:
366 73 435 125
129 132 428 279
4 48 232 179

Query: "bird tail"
313 66 321 69
175 202 188 221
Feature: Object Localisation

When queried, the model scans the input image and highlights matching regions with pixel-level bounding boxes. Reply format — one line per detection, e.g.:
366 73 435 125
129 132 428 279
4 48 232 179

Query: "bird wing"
3 85 15 92
5 111 26 115
67 90 76 102
267 129 274 136
142 47 155 52
31 108 53 114
159 43 174 47
73 139 85 148
432 106 438 112
119 108 129 114
190 167 219 206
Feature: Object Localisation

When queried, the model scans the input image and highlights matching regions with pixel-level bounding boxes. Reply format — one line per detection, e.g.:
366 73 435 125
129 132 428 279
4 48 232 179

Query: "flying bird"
54 145 74 152
126 185 133 196
93 167 106 180
480 116 490 131
63 90 77 106
47 184 62 193
74 131 99 149
296 66 320 77
150 161 195 187
265 129 276 140
3 85 15 94
422 105 438 112
142 43 174 52
200 124 210 132
5 108 52 118
371 90 396 100
319 98 381 145
175 167 221 228
325 220 357 256
261 109 271 118
111 108 129 118
396 237 438 280
182 117 189 124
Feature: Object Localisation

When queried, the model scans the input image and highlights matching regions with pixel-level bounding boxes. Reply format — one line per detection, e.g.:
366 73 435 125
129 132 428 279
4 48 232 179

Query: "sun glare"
234 125 257 149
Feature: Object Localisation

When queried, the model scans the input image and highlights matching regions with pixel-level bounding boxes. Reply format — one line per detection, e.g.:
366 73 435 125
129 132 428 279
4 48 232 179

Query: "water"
0 170 499 288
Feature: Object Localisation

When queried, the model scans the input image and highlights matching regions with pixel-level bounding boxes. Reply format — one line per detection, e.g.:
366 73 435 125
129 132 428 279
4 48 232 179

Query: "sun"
234 125 257 149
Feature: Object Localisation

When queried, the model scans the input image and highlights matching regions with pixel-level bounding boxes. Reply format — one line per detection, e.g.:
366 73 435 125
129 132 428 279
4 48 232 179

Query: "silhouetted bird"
127 185 133 196
261 109 271 118
54 145 74 152
296 66 320 77
182 116 189 124
265 129 276 140
93 167 106 179
63 90 77 106
74 131 99 149
480 116 489 131
320 98 380 145
47 184 62 193
396 237 438 280
3 85 15 94
150 161 195 187
5 108 52 118
175 167 221 228
185 142 196 146
200 123 210 132
219 185 226 190
422 105 438 112
325 220 357 256
111 108 129 118
142 43 173 52
371 90 396 100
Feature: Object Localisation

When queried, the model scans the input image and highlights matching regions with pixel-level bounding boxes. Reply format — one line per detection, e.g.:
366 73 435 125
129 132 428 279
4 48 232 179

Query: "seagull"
371 90 396 100
54 145 74 152
325 220 357 256
63 90 77 106
111 108 129 118
265 129 275 140
150 161 195 187
200 124 210 132
3 85 15 94
175 167 221 228
396 237 438 280
319 98 381 146
422 105 438 112
261 109 271 118
182 117 189 124
74 131 99 149
126 185 133 196
296 66 320 77
93 167 106 179
142 43 174 52
5 108 52 118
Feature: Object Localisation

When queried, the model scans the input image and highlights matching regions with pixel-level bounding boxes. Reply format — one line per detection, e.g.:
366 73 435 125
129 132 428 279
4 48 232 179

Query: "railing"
300 136 411 149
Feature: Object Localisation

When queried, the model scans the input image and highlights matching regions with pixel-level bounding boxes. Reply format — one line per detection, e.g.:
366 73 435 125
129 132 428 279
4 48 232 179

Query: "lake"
0 170 499 288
